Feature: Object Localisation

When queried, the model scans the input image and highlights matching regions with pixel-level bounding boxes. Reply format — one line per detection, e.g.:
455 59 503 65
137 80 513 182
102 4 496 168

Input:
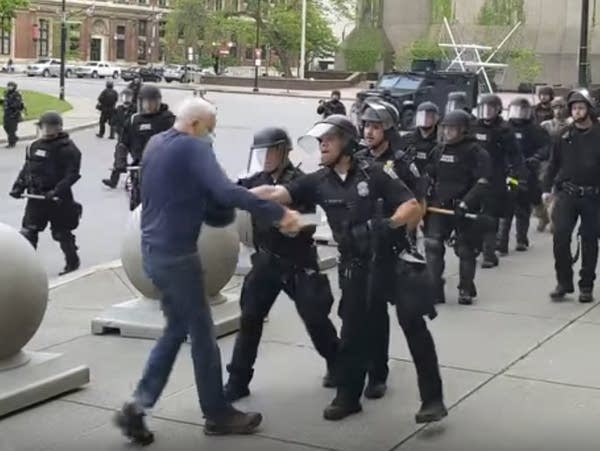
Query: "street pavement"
0 79 337 276
2 215 600 450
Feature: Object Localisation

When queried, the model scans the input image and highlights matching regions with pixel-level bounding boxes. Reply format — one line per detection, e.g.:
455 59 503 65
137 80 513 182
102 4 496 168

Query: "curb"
49 258 122 290
0 120 97 145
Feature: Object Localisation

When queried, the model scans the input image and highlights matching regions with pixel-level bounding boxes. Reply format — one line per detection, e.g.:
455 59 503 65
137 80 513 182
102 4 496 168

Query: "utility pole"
299 0 307 79
253 0 261 92
578 0 590 87
59 0 66 100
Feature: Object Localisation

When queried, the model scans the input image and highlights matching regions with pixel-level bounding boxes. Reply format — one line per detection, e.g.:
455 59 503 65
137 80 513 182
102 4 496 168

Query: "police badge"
357 181 370 197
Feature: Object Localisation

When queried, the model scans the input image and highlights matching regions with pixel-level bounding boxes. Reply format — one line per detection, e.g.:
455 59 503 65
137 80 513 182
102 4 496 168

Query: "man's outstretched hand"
278 208 303 235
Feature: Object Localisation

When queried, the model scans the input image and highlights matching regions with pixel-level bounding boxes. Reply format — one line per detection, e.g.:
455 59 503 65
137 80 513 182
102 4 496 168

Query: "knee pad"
425 237 444 255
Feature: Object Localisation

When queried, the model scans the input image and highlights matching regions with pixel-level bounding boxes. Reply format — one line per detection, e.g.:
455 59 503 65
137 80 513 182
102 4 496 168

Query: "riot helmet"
567 88 596 122
477 94 503 121
551 97 568 120
538 86 554 103
331 90 341 101
37 111 63 139
6 81 16 91
415 101 440 129
508 97 532 122
446 91 468 114
247 127 293 175
360 97 399 130
138 85 162 113
440 110 471 144
106 80 114 89
120 88 134 105
299 114 359 167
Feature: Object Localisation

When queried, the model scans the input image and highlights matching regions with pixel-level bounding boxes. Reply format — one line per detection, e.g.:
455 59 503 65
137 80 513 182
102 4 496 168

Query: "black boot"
323 399 362 421
549 284 574 300
204 408 262 435
481 254 499 269
364 380 387 399
433 282 446 304
102 170 120 189
113 402 154 446
515 242 529 252
415 400 448 424
579 288 594 303
458 289 473 305
59 240 80 276
322 362 337 388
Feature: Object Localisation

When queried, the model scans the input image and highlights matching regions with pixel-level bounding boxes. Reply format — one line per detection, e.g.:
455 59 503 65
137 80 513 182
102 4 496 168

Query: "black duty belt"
560 182 600 197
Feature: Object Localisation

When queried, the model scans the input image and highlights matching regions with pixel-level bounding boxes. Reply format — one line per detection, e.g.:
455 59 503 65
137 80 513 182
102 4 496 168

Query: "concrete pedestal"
0 351 89 417
90 292 241 340
235 245 338 276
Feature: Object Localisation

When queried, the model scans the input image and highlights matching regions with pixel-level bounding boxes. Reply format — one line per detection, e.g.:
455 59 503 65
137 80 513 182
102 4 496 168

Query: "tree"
509 48 542 88
164 0 211 63
0 0 28 30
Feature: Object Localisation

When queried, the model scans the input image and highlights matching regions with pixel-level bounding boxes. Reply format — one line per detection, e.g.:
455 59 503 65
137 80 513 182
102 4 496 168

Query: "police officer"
102 89 137 189
472 94 523 268
534 86 555 124
251 115 447 424
2 81 25 148
96 80 118 139
355 98 427 398
445 91 475 118
317 90 347 118
103 86 174 209
497 98 550 253
398 101 440 174
128 76 142 106
224 127 340 401
543 89 600 303
9 111 82 275
425 110 491 305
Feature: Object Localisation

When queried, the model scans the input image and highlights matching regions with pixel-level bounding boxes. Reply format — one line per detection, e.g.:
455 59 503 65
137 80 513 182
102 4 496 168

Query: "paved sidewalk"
2 228 600 451
0 96 98 144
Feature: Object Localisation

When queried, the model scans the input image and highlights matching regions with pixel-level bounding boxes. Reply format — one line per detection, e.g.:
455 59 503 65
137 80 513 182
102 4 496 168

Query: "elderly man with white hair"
114 97 303 444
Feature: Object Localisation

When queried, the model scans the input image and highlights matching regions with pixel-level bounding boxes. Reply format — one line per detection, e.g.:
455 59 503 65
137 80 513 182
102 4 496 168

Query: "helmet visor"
121 91 133 104
445 100 463 114
508 105 531 120
247 147 268 173
37 123 61 139
415 110 438 128
298 122 339 154
477 103 498 120
140 98 160 113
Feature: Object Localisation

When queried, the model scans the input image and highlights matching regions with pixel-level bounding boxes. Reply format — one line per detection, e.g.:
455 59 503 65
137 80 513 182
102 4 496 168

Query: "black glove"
44 190 57 201
368 217 393 236
526 157 541 171
455 201 468 219
9 188 22 199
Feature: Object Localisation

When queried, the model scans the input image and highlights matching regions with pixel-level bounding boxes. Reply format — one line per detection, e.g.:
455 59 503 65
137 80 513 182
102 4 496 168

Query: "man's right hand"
542 192 552 204
278 208 303 235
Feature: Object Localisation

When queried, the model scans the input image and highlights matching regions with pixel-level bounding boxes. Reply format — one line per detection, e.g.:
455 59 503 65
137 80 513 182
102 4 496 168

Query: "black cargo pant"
482 185 508 262
334 258 442 407
425 213 480 295
98 110 115 138
498 189 532 249
4 116 18 146
20 198 81 265
552 190 600 290
226 251 339 387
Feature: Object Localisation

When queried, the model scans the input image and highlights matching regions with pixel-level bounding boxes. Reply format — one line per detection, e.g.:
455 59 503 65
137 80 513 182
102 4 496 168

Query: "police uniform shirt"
285 161 415 256
121 104 175 162
239 163 316 264
512 122 550 160
472 118 521 183
398 128 438 173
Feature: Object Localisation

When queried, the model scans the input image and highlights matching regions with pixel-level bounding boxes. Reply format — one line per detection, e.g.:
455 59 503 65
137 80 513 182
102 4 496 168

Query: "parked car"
120 66 162 82
74 61 121 79
163 64 197 83
26 58 75 78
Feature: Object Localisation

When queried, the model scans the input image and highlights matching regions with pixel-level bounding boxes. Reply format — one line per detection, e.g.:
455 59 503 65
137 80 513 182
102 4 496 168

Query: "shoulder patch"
383 160 398 179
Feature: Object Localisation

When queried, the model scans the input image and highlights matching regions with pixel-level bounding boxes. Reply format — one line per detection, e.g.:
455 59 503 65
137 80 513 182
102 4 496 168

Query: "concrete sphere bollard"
0 223 48 361
121 207 240 304
235 209 254 248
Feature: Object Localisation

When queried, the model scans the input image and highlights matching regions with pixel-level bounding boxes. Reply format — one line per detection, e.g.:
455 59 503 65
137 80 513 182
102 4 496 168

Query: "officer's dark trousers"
20 199 79 265
425 214 479 294
4 117 18 146
483 186 508 261
227 252 339 386
367 301 389 384
335 260 442 407
498 191 532 249
552 191 600 290
98 110 115 138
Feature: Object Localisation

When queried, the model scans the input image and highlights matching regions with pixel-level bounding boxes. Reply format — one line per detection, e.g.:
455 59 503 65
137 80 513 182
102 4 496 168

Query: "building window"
245 46 253 60
158 0 169 6
158 21 166 38
38 19 49 57
0 17 10 56
138 20 147 37
115 25 126 59
138 0 148 4
138 39 147 60
66 22 81 59
215 0 223 10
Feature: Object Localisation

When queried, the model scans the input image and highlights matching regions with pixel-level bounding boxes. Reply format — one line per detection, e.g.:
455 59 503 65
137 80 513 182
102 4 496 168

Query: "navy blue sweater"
141 129 284 255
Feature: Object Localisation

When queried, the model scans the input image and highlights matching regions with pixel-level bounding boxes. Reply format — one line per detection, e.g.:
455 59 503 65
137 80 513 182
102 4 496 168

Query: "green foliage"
0 0 28 28
395 39 445 70
508 48 541 84
477 0 525 26
0 88 71 122
432 0 453 23
343 27 384 72
164 0 210 62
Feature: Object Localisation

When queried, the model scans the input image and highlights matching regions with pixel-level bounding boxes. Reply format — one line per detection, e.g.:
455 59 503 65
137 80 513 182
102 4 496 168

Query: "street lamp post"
579 0 590 87
253 0 261 92
59 0 67 100
299 0 307 79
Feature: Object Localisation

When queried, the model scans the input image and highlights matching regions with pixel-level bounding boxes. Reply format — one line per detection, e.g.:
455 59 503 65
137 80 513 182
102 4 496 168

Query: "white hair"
174 97 217 126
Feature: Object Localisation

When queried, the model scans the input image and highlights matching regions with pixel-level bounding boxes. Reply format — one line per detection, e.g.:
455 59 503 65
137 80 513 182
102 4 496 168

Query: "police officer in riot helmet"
128 75 143 106
398 101 440 174
249 114 447 423
543 89 600 303
96 80 118 139
103 88 138 189
497 98 550 254
425 110 491 305
472 93 523 268
534 86 555 124
2 81 25 148
224 127 340 402
9 111 83 275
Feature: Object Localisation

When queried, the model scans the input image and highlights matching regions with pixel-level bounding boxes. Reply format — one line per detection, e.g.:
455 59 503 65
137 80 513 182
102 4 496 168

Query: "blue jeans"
133 245 232 419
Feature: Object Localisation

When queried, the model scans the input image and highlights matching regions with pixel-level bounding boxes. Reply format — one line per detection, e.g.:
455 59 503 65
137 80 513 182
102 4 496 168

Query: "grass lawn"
0 88 72 122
